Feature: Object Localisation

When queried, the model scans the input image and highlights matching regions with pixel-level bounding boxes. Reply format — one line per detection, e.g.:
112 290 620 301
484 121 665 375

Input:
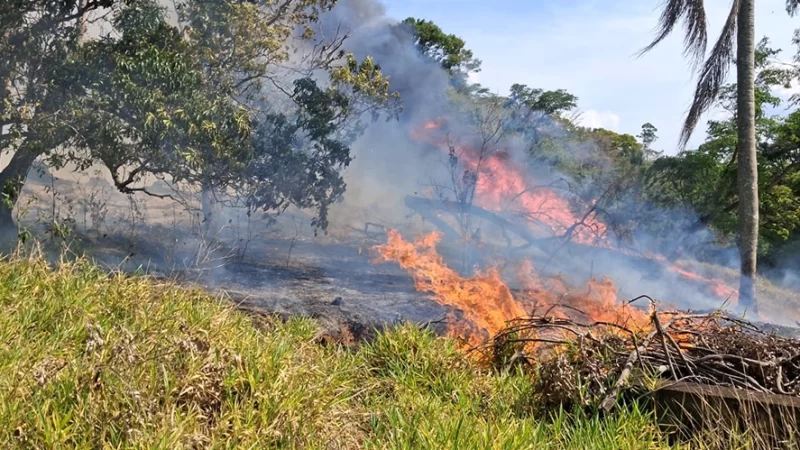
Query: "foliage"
1 0 396 233
507 83 578 117
0 0 120 225
243 78 358 231
644 39 800 258
64 1 253 194
399 17 481 76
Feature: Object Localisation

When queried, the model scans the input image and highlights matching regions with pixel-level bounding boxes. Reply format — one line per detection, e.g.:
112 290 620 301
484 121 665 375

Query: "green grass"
0 251 744 449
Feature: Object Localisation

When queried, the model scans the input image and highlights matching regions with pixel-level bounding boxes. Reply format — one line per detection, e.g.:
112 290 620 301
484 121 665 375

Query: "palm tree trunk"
735 0 758 313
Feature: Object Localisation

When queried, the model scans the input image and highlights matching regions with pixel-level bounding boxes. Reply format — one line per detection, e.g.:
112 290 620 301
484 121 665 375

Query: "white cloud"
578 109 621 131
775 79 800 99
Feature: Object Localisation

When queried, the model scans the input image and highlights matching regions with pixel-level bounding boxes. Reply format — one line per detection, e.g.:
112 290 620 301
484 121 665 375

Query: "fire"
411 117 741 304
367 117 748 347
373 229 649 345
373 229 525 344
666 261 738 301
412 118 608 246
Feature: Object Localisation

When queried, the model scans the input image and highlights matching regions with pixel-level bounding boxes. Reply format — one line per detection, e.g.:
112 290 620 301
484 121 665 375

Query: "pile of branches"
490 304 800 411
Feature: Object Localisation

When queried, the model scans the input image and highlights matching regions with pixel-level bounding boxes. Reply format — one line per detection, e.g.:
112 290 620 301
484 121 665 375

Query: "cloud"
775 79 800 99
578 109 621 131
467 71 481 85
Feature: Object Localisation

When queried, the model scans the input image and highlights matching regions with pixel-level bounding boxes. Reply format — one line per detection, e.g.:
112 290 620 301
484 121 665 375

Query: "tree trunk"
76 0 88 45
736 0 759 313
200 179 214 235
0 148 38 230
0 2 89 233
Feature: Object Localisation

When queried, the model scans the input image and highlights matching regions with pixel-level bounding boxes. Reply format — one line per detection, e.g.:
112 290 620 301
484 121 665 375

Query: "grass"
0 251 759 449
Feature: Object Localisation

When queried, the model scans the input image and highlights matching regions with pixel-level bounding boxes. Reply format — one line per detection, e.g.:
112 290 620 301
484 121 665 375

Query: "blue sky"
380 0 800 154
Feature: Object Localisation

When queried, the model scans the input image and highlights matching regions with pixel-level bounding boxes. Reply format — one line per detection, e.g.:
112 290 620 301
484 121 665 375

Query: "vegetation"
2 2 800 446
636 0 800 309
4 2 800 283
0 253 758 449
1 0 395 234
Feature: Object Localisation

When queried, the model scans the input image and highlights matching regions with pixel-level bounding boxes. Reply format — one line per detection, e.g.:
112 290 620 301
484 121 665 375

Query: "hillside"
0 252 755 449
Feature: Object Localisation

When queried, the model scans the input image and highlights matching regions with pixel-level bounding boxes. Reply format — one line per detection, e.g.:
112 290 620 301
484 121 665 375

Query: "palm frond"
788 0 800 16
682 0 708 68
638 0 686 56
638 0 708 67
679 0 740 148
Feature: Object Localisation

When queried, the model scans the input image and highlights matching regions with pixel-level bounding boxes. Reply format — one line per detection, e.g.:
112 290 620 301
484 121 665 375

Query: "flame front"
369 117 751 345
373 229 525 344
373 229 649 345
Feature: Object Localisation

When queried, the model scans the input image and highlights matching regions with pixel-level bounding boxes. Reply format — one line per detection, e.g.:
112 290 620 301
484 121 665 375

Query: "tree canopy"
0 0 395 233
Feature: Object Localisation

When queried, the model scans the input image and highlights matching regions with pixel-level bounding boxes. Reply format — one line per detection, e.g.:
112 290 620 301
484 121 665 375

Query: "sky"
379 0 800 154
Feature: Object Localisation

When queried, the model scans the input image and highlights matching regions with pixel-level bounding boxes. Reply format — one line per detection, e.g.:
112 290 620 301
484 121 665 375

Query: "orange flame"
412 118 608 246
411 117 740 304
373 229 649 345
373 230 525 344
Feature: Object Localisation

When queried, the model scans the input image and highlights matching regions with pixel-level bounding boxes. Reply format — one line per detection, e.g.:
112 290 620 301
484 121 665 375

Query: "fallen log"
404 195 540 248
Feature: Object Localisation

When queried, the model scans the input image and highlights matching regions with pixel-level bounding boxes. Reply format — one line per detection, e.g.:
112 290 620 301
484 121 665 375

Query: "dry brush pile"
488 298 800 411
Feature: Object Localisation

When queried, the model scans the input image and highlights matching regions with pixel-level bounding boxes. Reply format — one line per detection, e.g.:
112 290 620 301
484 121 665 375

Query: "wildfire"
373 229 649 345
411 117 741 304
367 117 750 346
412 118 609 246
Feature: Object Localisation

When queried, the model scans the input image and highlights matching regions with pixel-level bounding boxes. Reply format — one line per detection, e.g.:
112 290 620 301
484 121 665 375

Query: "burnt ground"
72 227 455 342
204 237 450 332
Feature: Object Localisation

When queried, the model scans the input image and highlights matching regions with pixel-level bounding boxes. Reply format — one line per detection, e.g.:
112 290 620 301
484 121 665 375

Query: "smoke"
309 0 798 323
313 0 456 228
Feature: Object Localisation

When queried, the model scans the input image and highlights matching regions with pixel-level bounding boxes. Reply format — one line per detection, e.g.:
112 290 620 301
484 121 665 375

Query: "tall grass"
0 251 745 449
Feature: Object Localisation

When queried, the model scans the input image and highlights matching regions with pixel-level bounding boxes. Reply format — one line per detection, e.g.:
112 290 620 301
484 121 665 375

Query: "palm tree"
641 0 800 313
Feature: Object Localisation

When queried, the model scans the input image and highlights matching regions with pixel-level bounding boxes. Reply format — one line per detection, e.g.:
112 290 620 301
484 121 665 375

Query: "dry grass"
0 249 768 449
675 259 800 325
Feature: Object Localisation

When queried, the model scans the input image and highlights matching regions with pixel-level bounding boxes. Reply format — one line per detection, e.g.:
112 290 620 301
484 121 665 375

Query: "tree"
427 95 508 272
0 0 395 237
644 39 800 263
0 0 116 230
638 123 661 160
639 0 800 311
399 17 481 77
500 83 579 166
506 83 578 117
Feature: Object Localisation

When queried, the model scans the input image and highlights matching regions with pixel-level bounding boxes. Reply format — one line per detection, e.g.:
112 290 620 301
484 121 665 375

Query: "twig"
600 313 673 412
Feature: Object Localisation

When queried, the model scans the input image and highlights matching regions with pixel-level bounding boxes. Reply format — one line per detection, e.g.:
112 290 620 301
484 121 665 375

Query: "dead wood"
491 304 800 412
